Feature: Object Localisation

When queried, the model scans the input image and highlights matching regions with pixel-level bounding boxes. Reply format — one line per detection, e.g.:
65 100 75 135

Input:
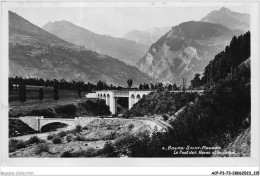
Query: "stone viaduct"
95 90 152 114
95 90 204 114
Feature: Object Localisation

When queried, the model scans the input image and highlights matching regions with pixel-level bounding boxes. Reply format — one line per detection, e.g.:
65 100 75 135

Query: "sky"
10 5 250 37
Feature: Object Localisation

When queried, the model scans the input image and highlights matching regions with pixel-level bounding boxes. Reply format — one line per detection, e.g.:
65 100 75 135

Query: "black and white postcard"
1 1 259 175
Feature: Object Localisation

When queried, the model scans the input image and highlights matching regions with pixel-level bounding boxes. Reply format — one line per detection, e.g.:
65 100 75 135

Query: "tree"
78 87 82 98
191 73 202 88
39 88 44 102
53 83 59 102
172 83 178 90
9 81 13 91
167 84 173 91
157 82 163 91
127 79 133 89
18 83 26 104
139 84 143 89
144 83 149 89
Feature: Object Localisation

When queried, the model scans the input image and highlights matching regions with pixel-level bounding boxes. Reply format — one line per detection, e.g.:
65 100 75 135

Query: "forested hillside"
191 31 250 87
123 91 198 118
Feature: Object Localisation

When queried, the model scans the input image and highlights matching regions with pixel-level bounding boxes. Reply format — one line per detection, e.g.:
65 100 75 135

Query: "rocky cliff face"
9 11 155 86
136 21 242 85
42 20 149 66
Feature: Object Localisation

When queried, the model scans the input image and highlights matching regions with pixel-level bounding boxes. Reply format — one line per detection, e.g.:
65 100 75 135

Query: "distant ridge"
123 26 171 46
42 20 149 66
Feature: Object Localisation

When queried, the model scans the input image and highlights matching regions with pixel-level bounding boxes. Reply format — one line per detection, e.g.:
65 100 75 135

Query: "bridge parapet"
114 91 129 97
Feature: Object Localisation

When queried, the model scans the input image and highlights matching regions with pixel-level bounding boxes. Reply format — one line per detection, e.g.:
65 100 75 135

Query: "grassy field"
9 85 89 102
9 85 89 117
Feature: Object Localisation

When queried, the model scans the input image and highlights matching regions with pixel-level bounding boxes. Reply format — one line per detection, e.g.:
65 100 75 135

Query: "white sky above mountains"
11 5 250 37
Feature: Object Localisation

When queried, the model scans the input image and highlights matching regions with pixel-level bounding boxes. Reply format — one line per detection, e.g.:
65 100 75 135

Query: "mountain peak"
43 20 73 28
9 11 72 47
219 7 231 13
201 7 250 32
59 20 73 24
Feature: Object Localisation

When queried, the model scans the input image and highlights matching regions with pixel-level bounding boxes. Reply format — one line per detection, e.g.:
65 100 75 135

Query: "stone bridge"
19 116 96 132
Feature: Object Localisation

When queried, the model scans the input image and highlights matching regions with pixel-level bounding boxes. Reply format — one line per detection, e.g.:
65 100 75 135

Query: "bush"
35 143 49 154
75 125 82 133
15 140 27 149
55 104 77 118
106 126 112 130
60 151 74 158
80 100 111 116
82 126 88 130
162 114 169 121
9 139 19 152
58 131 67 138
61 148 96 157
90 142 116 157
53 136 62 144
128 124 134 131
47 134 54 140
66 134 73 143
26 108 55 117
102 141 116 157
10 139 39 152
101 131 117 140
75 135 86 141
74 148 96 157
27 136 40 145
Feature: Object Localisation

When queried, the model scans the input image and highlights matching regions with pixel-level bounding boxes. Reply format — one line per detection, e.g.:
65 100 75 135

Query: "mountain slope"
201 7 250 32
42 20 149 66
136 21 242 85
9 11 80 49
123 27 171 46
9 11 155 86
